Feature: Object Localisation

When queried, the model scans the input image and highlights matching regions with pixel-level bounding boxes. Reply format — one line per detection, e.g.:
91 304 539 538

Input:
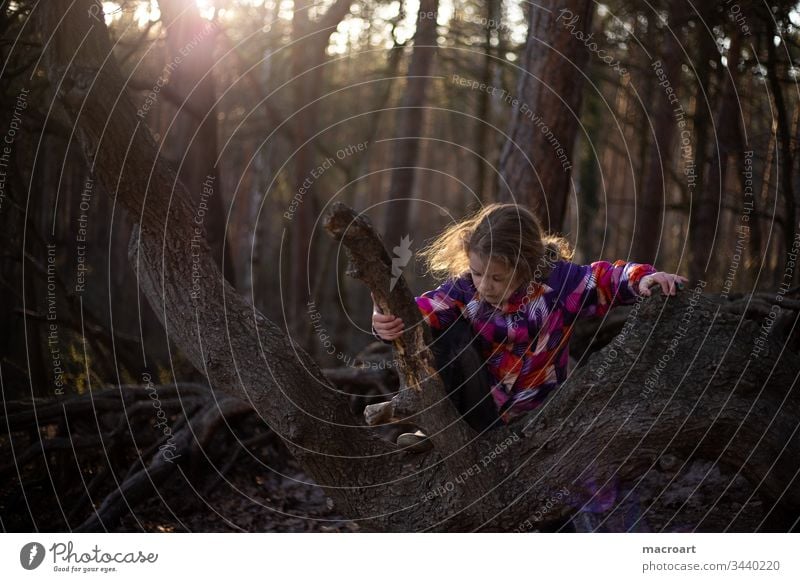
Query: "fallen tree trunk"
37 1 800 532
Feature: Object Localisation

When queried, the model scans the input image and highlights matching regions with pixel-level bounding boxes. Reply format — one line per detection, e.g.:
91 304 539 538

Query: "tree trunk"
688 30 716 284
753 116 774 283
497 0 594 232
383 0 439 248
634 18 683 263
705 31 747 290
288 0 354 340
474 0 500 205
38 0 800 532
157 0 235 285
766 24 797 282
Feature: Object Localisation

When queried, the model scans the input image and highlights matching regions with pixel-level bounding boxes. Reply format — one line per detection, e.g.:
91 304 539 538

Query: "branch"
323 202 478 456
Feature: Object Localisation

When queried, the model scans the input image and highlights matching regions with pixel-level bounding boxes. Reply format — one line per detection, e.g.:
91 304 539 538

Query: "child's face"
468 251 522 307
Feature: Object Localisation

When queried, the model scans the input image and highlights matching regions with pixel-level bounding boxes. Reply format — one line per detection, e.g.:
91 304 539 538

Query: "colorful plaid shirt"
383 259 657 424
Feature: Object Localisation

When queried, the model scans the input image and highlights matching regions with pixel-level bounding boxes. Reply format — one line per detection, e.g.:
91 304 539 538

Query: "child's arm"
371 276 468 341
414 276 468 331
560 259 662 320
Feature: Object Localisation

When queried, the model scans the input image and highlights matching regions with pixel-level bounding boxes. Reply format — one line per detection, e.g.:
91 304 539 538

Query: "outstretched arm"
561 260 670 321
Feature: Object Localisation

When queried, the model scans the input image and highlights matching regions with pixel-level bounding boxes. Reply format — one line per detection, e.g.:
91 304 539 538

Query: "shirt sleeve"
414 274 470 331
560 260 657 321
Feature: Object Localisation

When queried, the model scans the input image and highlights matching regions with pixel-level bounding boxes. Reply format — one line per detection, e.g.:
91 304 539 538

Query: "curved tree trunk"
39 0 800 532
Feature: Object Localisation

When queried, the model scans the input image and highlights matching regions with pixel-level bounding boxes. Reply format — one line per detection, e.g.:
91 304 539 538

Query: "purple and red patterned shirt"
406 259 657 424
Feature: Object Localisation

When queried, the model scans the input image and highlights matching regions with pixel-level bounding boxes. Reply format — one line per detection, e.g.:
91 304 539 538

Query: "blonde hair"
417 204 574 285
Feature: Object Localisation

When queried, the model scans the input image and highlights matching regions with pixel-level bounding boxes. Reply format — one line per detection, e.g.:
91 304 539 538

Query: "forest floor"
111 442 770 533
112 434 360 533
0 406 781 532
0 435 780 533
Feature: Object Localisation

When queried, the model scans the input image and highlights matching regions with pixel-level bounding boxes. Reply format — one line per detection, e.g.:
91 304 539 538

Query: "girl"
372 204 687 451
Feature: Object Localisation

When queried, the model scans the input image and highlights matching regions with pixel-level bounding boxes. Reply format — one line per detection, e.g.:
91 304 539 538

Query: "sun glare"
102 0 217 26
98 0 526 54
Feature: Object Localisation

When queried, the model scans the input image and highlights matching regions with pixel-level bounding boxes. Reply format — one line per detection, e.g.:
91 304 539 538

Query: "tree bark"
766 22 797 281
288 0 354 340
634 18 683 263
38 0 800 532
497 0 594 232
705 30 748 285
474 0 501 205
156 0 235 285
688 29 718 284
383 0 439 248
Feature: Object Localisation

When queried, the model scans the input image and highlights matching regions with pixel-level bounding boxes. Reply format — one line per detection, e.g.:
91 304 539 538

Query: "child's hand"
371 292 405 341
639 272 689 297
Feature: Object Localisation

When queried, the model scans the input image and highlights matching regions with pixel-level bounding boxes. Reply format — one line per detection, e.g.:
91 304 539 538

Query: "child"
372 204 688 450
